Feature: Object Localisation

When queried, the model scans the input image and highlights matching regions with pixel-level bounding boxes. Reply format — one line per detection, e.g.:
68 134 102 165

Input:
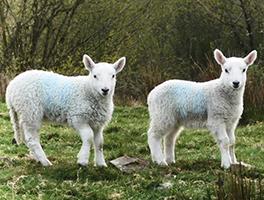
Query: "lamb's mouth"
101 88 109 96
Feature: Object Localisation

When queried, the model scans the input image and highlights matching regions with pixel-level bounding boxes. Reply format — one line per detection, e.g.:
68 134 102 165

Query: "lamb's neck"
219 84 245 104
90 91 113 103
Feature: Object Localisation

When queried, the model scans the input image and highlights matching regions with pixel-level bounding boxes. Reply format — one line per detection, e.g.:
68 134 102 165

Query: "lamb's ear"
113 57 126 73
244 50 257 66
83 54 95 72
214 49 227 66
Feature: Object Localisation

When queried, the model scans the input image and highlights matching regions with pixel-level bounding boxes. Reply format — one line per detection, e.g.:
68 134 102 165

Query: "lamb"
6 55 126 167
147 49 257 169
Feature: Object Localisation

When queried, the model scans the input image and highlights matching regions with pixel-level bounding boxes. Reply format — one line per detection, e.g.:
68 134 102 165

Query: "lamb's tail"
9 107 22 144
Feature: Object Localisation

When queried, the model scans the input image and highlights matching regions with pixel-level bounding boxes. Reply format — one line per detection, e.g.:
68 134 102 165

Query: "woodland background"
0 0 264 122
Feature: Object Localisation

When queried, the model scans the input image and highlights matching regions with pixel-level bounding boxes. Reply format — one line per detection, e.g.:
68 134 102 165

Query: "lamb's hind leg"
21 121 52 166
164 126 183 164
148 127 167 166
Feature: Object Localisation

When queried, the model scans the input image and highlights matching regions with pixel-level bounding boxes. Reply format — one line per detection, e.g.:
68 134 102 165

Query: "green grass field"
0 102 263 199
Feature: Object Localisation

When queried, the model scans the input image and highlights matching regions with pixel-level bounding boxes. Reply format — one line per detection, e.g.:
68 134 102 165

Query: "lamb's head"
214 49 257 90
83 55 126 97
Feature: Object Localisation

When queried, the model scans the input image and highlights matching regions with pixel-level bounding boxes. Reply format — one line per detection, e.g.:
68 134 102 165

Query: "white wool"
6 55 126 167
147 49 257 169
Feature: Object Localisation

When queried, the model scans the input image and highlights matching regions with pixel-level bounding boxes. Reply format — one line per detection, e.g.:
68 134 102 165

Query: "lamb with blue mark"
147 49 257 169
6 54 126 167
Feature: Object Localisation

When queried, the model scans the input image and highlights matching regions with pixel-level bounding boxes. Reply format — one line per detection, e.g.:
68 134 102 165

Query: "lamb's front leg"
226 126 251 168
209 125 232 169
226 127 238 165
93 127 107 167
74 123 94 167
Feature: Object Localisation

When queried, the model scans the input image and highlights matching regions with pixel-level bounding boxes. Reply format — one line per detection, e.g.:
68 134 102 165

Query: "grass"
0 102 263 199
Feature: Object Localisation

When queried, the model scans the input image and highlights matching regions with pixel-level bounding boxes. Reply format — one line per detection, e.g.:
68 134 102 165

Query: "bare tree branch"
239 0 254 50
196 0 227 25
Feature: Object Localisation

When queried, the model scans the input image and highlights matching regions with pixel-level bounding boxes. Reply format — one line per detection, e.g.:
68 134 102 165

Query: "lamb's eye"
225 69 229 73
94 75 97 78
242 68 246 73
112 74 115 78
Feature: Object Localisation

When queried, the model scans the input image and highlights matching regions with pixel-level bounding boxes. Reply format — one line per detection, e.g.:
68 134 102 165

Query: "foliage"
0 103 263 199
0 0 264 120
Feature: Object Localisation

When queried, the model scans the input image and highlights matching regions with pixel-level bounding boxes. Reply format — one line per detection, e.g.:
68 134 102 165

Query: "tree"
0 0 157 75
196 0 263 54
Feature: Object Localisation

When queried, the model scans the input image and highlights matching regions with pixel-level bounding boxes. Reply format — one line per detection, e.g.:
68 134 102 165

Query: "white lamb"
6 55 126 167
147 49 257 169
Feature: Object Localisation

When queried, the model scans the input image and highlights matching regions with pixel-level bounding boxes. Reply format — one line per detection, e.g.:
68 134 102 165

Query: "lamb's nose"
102 88 109 95
233 81 240 88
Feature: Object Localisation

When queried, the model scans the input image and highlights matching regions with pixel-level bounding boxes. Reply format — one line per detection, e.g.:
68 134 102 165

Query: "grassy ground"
0 102 263 199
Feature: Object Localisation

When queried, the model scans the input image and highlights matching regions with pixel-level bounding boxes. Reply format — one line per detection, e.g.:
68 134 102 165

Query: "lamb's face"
214 49 257 90
83 54 126 97
90 64 117 96
221 58 247 90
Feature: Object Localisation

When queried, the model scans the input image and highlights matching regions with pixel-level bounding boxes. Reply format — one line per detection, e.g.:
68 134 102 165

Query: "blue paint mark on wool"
42 74 73 108
193 86 206 115
60 80 73 106
42 74 60 108
173 82 192 118
173 82 206 117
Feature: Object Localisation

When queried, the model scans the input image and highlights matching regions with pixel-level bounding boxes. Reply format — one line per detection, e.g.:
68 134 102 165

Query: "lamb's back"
148 80 208 117
6 70 113 127
148 79 243 128
6 70 82 121
6 70 48 110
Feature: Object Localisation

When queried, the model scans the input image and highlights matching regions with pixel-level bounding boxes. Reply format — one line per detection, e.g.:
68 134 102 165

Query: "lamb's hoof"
78 158 88 168
78 163 88 168
221 164 230 169
239 162 252 168
231 162 252 169
154 160 168 166
40 159 52 167
40 161 52 167
166 159 176 165
12 138 17 144
95 162 107 167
